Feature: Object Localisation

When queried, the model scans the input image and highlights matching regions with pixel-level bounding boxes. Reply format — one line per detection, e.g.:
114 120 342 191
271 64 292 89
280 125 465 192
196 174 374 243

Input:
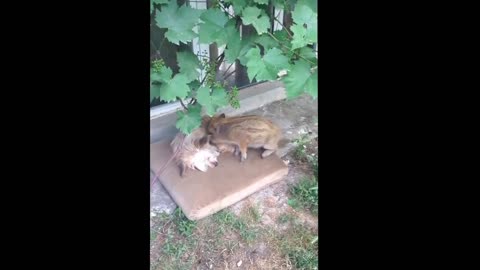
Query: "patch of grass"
173 208 196 237
289 177 318 214
150 208 198 270
306 154 318 180
277 213 295 224
162 229 188 259
292 135 318 181
213 210 236 234
287 198 300 209
276 223 318 270
213 210 258 242
288 248 318 270
293 135 310 161
247 205 262 223
234 218 258 242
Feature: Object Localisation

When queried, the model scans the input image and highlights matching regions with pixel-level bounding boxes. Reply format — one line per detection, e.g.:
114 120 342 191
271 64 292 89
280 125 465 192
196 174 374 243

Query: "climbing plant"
151 0 317 134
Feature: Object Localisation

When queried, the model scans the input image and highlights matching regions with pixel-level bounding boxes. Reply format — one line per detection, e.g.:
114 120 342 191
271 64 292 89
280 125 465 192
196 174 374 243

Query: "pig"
204 113 284 162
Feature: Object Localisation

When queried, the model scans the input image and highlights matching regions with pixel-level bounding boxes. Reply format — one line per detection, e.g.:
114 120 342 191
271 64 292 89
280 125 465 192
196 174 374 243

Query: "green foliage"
228 86 241 109
225 0 248 15
290 3 317 49
282 60 317 99
244 47 290 81
175 104 202 134
155 0 203 45
198 8 230 44
150 0 318 135
241 6 271 34
289 176 318 214
196 86 229 116
177 51 201 83
173 208 197 237
160 74 190 102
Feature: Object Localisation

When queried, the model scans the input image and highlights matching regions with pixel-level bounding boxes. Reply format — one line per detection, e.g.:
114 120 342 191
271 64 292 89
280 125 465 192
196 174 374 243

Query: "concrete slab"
150 93 318 215
151 140 289 220
150 171 176 215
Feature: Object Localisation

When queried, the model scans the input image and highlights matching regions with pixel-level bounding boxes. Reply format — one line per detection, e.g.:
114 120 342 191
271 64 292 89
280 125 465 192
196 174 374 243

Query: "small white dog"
170 119 220 177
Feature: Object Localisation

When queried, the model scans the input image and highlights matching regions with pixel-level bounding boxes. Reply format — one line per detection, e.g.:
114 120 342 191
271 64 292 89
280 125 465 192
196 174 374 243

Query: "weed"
269 222 318 270
277 213 295 224
290 177 318 214
247 205 262 223
293 135 310 161
213 210 258 242
173 208 196 237
288 248 318 270
306 155 318 180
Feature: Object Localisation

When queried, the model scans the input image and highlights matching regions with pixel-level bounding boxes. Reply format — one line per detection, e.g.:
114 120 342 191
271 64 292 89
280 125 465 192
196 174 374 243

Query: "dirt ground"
150 137 318 270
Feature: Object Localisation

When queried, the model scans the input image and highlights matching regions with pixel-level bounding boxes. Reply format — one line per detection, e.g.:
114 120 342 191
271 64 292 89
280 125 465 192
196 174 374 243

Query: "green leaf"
150 83 161 102
176 104 202 135
241 7 270 34
225 0 247 15
292 3 316 27
290 24 309 50
154 66 173 83
224 32 242 64
198 8 229 44
159 74 191 102
274 29 291 46
155 1 203 45
150 71 162 82
290 3 317 48
255 34 279 52
214 19 239 48
244 47 290 82
196 86 229 116
188 79 201 92
297 0 317 13
177 51 200 82
187 80 200 100
304 69 317 99
298 47 317 63
253 0 269 5
225 33 254 64
282 60 317 99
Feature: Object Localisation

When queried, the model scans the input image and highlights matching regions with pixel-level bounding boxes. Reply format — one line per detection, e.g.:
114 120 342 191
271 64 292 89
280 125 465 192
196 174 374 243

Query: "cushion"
150 139 289 220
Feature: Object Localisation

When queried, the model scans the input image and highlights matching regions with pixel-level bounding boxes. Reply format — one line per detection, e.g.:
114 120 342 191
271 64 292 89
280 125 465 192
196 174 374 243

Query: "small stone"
237 260 242 267
209 264 213 269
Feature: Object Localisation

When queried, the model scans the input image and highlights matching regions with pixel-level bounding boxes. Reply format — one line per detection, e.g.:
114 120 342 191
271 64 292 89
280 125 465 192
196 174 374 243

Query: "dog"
170 117 221 177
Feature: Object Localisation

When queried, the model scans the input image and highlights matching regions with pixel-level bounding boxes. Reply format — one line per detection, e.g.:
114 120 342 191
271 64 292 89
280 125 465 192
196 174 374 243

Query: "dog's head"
190 134 219 172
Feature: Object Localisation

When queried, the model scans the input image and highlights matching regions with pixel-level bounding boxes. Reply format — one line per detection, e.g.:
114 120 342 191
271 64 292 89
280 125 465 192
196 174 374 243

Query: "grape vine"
151 0 317 134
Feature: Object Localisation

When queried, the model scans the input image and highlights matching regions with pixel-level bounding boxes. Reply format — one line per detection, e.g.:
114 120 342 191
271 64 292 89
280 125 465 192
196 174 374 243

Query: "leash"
150 135 185 189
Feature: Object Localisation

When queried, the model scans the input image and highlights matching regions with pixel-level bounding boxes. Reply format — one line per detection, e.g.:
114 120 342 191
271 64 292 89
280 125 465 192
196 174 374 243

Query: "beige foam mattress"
150 139 289 220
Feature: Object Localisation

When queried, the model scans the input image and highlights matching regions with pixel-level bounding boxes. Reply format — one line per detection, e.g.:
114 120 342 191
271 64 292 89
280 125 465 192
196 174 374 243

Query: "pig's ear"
198 135 209 147
201 115 211 126
219 113 226 118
